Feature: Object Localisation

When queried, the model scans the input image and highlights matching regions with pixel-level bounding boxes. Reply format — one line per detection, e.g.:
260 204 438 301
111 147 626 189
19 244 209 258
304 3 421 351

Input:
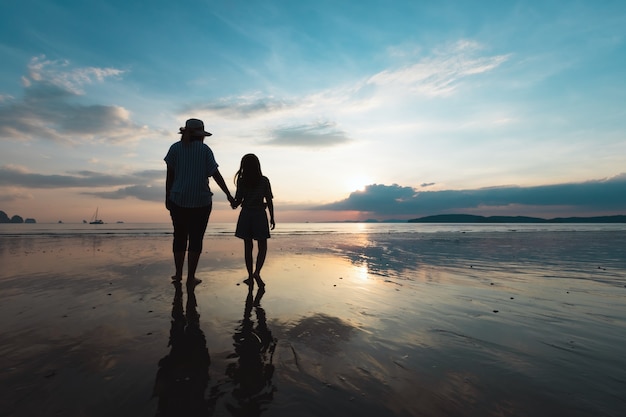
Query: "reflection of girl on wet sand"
231 154 275 288
209 287 276 415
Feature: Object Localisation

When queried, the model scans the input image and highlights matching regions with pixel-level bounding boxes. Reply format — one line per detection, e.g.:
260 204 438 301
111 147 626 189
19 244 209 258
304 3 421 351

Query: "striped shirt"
235 176 273 209
164 141 218 208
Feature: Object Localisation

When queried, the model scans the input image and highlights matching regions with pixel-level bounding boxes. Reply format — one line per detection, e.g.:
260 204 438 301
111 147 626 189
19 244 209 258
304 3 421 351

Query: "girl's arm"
267 197 275 229
231 178 242 209
266 179 275 229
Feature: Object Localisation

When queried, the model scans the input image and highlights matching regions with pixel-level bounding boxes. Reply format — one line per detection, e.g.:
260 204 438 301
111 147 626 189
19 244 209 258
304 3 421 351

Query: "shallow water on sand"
0 230 625 416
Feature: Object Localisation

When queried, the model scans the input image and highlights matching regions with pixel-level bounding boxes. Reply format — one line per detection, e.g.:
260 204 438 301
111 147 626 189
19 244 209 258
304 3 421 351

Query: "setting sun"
346 175 372 192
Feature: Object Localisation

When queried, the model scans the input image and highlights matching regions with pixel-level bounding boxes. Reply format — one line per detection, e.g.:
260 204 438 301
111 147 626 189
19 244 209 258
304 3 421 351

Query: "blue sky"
1 0 625 223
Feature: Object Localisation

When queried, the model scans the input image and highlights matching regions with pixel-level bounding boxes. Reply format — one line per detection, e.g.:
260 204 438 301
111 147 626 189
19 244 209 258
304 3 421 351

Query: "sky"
1 0 625 223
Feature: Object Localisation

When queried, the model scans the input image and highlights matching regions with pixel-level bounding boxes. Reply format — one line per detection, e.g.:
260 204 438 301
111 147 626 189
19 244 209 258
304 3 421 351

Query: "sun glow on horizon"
346 175 373 193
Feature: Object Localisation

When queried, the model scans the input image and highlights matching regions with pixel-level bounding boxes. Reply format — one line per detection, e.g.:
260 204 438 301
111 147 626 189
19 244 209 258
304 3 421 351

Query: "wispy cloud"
82 185 162 202
0 187 33 202
266 121 352 147
367 40 510 97
317 174 626 217
181 40 510 149
23 55 124 94
190 93 295 118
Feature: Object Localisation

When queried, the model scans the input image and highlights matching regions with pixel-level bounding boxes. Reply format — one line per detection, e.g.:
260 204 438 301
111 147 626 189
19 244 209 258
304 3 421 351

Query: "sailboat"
89 207 104 224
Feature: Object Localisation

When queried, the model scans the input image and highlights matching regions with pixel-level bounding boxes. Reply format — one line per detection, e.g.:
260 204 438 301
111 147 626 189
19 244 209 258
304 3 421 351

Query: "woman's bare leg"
172 251 185 281
187 251 201 285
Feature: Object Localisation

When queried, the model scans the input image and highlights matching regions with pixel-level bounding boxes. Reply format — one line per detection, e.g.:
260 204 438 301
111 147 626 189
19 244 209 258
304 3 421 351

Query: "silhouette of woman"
165 118 235 285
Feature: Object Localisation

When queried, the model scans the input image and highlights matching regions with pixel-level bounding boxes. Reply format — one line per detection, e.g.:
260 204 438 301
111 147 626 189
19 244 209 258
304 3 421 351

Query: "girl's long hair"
234 153 262 188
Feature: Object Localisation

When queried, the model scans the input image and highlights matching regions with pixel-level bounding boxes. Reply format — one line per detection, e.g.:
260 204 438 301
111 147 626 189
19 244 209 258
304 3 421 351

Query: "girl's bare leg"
254 239 267 287
244 239 254 285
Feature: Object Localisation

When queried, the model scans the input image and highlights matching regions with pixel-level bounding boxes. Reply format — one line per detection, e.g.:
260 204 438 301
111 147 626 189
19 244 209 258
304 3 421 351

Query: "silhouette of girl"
231 154 275 288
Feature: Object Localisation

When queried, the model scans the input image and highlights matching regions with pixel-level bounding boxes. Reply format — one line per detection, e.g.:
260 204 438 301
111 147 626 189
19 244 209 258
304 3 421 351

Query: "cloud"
23 56 124 95
191 93 295 118
186 91 354 148
82 185 163 202
366 40 510 97
0 187 33 202
0 165 162 189
318 184 417 214
0 165 165 202
181 39 508 147
0 56 152 143
316 175 626 217
266 121 352 147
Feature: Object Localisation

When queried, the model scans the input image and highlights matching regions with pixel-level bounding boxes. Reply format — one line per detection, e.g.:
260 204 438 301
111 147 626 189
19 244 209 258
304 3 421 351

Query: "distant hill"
408 214 626 223
0 210 37 223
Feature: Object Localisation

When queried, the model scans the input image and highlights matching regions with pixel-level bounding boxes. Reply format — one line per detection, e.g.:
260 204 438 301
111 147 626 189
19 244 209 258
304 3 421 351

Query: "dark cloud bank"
316 175 626 219
2 165 625 218
0 166 164 202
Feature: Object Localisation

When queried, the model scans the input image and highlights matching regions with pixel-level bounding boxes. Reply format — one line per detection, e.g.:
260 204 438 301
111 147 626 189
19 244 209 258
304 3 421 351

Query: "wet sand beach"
1 229 625 416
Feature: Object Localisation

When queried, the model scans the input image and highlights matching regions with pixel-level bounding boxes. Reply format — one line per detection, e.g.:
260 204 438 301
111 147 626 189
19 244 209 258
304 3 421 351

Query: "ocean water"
1 221 626 237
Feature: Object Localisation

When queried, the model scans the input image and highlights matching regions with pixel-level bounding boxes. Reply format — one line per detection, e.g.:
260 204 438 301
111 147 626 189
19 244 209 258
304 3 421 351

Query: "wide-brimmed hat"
180 118 212 136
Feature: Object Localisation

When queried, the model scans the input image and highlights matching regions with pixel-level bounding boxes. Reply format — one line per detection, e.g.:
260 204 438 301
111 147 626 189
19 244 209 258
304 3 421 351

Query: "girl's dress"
235 176 273 240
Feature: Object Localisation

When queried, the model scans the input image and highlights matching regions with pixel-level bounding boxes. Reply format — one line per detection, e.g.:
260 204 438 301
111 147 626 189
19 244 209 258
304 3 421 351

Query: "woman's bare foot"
186 277 202 286
171 275 182 282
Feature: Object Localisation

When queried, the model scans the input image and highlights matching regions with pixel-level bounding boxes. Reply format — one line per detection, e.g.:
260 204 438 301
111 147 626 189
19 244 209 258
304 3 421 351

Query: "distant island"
0 210 36 224
408 214 626 223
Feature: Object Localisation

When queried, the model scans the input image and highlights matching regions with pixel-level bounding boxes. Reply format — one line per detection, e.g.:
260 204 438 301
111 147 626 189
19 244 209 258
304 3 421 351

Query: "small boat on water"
90 208 104 224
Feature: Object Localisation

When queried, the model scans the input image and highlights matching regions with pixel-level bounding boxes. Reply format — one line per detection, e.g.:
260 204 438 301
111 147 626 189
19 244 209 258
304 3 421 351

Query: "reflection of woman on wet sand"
231 154 275 288
153 282 210 416
210 287 277 415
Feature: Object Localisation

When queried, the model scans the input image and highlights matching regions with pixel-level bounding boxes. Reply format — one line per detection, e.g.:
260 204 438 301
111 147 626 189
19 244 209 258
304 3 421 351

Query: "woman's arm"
211 169 235 206
165 166 174 210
